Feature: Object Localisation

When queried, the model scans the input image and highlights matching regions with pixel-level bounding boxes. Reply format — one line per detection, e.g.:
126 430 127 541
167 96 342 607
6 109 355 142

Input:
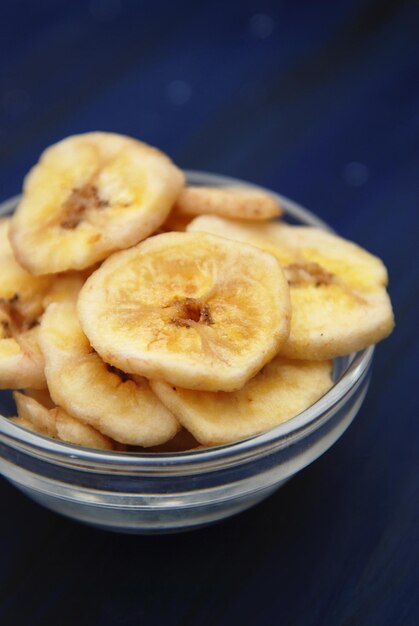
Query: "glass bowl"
0 172 374 534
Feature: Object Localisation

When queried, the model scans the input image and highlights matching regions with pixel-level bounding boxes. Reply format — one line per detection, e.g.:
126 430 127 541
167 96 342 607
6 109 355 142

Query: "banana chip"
14 390 57 437
41 271 87 308
13 391 114 450
188 216 395 359
54 408 115 450
40 302 180 446
173 186 282 221
0 219 53 304
10 416 38 432
78 231 291 392
151 357 333 446
10 132 185 274
0 218 53 389
0 219 89 390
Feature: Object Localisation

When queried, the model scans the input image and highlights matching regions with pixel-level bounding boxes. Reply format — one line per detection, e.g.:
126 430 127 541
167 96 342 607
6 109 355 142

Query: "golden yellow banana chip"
10 132 185 275
173 186 282 220
188 216 395 359
0 326 46 390
39 302 180 446
41 271 87 308
54 408 115 450
14 390 57 437
0 218 53 389
13 391 114 450
10 416 38 431
0 219 89 390
24 374 198 452
151 357 333 446
1 270 87 390
78 231 291 392
0 219 53 305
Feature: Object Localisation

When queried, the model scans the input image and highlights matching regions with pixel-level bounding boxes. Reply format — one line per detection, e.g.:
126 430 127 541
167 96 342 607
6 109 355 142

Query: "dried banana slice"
173 186 282 221
39 302 180 446
10 132 185 275
0 325 45 390
54 408 115 450
151 357 333 446
13 391 114 450
0 219 88 390
10 417 38 432
0 219 53 305
0 218 53 389
14 390 57 437
188 216 395 359
1 269 87 390
78 231 291 392
41 271 87 308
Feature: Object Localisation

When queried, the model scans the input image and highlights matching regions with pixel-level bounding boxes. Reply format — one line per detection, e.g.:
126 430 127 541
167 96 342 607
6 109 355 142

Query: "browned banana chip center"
0 295 38 338
284 262 335 287
169 298 213 328
60 183 109 229
78 231 291 392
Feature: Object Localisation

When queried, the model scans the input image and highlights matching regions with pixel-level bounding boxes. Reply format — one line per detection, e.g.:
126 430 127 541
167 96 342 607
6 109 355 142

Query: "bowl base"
13 481 286 534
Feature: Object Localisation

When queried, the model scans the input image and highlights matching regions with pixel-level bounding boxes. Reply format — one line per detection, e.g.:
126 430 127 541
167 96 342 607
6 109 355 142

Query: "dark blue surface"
0 1 418 624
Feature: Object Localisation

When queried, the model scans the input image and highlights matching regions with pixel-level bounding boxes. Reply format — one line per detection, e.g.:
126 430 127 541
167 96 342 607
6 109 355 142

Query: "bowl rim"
0 170 374 470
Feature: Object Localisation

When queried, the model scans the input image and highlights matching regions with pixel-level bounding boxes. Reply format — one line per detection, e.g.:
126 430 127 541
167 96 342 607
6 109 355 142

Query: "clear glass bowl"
0 172 374 534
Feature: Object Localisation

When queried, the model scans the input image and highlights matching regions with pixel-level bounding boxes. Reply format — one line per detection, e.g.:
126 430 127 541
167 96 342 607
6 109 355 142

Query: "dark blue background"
0 1 418 624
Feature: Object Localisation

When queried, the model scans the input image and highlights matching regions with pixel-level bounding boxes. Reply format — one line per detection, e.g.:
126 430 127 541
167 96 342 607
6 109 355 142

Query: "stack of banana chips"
0 133 394 451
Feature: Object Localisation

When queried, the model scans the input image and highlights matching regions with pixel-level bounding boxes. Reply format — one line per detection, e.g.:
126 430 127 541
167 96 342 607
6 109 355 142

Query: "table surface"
0 1 418 625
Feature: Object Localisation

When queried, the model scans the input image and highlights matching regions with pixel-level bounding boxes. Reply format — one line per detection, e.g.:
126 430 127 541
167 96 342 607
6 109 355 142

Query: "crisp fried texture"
0 218 53 389
10 132 185 274
40 302 180 446
151 357 333 445
10 416 38 432
13 391 114 450
188 216 395 359
0 219 89 390
78 231 291 392
173 186 282 221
